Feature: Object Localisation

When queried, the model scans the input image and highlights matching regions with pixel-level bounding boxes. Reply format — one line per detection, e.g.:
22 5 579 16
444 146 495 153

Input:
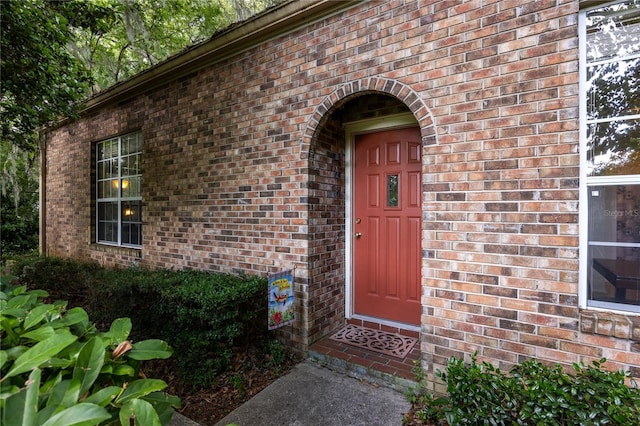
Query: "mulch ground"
146 349 301 425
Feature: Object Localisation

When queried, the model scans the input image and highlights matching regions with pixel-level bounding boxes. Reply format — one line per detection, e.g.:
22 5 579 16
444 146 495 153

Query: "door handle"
354 232 362 238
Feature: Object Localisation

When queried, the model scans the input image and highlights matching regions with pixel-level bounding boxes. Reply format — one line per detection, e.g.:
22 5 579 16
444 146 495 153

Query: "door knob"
354 232 362 238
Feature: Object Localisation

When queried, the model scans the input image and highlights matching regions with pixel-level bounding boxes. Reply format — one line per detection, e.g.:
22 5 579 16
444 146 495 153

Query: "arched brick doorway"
303 79 435 346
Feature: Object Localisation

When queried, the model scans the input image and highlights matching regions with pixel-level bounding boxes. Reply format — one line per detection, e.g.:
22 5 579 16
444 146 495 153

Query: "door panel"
385 215 400 298
353 127 422 325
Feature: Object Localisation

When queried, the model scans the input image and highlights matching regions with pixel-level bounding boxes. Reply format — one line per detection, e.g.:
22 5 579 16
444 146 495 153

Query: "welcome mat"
330 324 417 359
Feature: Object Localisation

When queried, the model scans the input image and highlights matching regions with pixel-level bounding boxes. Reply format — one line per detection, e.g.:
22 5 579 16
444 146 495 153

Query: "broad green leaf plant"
0 276 180 426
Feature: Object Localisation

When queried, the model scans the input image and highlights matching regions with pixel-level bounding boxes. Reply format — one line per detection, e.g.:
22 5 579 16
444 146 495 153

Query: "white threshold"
349 314 421 334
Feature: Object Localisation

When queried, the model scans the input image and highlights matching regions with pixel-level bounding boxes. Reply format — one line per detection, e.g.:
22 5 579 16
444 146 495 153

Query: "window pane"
97 158 118 180
98 180 118 199
122 133 141 155
109 158 119 178
122 154 140 176
586 1 640 62
387 174 399 207
588 247 640 306
122 223 142 246
587 184 640 306
102 222 114 242
588 185 640 244
121 200 142 246
122 200 141 222
587 57 640 120
98 202 118 243
98 219 117 243
123 155 132 175
98 139 118 160
586 119 640 176
121 176 140 198
111 179 120 198
98 202 118 221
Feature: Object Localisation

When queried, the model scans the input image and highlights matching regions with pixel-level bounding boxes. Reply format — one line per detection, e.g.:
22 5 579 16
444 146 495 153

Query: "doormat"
330 324 417 359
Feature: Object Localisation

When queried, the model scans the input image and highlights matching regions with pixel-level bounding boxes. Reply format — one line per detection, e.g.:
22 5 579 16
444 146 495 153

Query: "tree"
587 59 640 176
70 0 279 92
0 0 113 151
1 0 279 147
1 143 39 256
1 1 113 258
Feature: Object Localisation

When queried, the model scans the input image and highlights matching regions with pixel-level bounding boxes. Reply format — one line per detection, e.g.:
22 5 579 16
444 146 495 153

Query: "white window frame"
579 0 640 314
96 132 142 248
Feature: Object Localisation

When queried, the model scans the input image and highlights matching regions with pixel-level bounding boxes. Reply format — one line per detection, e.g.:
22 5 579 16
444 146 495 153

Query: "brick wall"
44 0 640 380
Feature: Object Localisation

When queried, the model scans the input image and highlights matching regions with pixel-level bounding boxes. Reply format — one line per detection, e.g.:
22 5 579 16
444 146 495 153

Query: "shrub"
408 354 640 425
11 256 270 388
0 276 180 425
6 256 102 306
156 270 267 388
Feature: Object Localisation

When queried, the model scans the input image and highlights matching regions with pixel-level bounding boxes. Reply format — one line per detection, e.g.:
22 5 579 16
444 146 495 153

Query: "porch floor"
308 318 421 393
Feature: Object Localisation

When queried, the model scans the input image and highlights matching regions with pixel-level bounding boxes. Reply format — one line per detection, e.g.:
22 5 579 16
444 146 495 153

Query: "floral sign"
268 269 294 330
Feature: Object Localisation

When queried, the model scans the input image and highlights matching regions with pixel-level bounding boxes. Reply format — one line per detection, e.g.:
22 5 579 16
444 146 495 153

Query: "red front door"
353 127 422 325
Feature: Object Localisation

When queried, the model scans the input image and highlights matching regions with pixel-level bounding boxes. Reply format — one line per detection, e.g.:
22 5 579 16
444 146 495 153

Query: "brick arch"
301 77 436 346
301 77 436 154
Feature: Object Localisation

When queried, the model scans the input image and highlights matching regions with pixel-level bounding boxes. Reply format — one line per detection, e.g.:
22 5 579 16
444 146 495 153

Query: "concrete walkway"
175 360 410 426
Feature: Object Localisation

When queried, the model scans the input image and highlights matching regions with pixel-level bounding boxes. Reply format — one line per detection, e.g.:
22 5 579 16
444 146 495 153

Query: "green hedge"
408 354 640 425
9 256 269 388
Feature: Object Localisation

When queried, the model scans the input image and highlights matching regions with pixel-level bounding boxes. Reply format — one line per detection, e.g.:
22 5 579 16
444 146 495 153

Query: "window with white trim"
96 132 142 247
581 0 640 312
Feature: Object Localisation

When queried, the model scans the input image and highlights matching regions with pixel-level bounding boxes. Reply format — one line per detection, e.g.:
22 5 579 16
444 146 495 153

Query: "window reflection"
586 1 640 177
588 185 640 244
586 1 640 61
587 58 640 120
387 174 398 207
587 120 640 176
587 185 640 306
